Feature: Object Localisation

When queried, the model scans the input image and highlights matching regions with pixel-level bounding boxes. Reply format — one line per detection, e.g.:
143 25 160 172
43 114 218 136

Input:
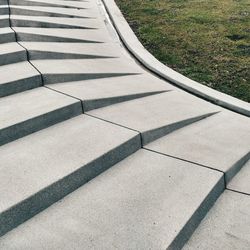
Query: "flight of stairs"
0 0 249 249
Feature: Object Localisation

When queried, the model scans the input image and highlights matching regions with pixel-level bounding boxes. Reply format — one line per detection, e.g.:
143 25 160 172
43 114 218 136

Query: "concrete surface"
0 61 41 97
14 27 112 43
145 111 250 183
0 149 223 249
183 190 250 250
88 90 221 144
48 74 171 111
228 160 250 195
0 42 27 66
0 0 249 248
0 87 81 145
0 115 140 236
0 28 16 43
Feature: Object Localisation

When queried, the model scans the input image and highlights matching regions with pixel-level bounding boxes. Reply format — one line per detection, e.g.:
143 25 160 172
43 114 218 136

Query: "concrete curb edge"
102 0 250 117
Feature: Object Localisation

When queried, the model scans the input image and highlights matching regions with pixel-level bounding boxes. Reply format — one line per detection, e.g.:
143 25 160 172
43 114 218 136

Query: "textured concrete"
11 15 103 29
20 42 123 60
49 74 171 111
0 87 81 145
0 42 27 66
228 160 250 195
31 58 144 84
88 90 221 144
0 0 249 247
0 61 41 97
0 15 9 27
10 5 98 18
14 27 113 43
184 190 250 250
0 115 140 236
0 149 223 249
0 28 16 43
145 111 250 182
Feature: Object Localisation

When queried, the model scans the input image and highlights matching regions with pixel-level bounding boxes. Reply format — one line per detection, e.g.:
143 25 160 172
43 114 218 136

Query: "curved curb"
102 0 250 117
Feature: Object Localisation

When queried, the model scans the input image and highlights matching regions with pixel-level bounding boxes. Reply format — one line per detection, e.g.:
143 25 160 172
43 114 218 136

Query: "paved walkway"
0 0 249 249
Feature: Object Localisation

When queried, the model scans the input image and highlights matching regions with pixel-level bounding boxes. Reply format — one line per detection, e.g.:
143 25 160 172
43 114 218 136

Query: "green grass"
115 0 250 102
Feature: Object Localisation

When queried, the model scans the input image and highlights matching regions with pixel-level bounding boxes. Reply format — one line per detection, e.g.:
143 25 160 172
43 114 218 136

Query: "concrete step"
0 15 9 28
13 27 111 43
145 111 250 183
0 5 8 15
183 190 250 249
10 15 101 29
0 149 224 249
0 28 16 43
10 5 96 18
9 0 90 9
88 90 221 145
0 0 7 5
0 115 140 236
0 87 82 145
49 73 172 111
0 61 41 97
30 58 143 84
19 42 122 60
0 42 27 66
228 160 250 195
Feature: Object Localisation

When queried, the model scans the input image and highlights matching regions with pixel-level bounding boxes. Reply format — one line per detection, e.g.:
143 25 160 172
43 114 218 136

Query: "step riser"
168 176 225 250
9 1 84 9
11 20 90 29
0 50 27 66
0 32 16 44
0 7 9 15
10 8 85 18
15 33 100 43
0 1 7 5
0 102 82 146
0 134 141 237
0 75 42 97
0 18 9 28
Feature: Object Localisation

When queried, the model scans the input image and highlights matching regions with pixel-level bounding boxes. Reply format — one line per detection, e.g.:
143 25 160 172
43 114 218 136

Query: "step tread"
183 190 250 250
14 27 112 43
145 111 250 179
0 61 39 86
49 73 171 103
0 115 140 235
19 41 123 58
228 160 250 195
11 15 102 29
0 27 13 35
88 90 221 134
10 5 97 18
0 149 223 249
10 0 91 9
0 87 79 130
0 42 25 55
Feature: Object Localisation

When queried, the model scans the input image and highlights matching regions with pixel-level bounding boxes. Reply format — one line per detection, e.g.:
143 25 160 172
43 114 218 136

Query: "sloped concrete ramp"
0 0 249 249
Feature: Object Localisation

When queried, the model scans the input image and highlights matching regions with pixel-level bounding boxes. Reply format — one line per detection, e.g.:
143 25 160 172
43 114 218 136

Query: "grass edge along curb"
102 0 250 117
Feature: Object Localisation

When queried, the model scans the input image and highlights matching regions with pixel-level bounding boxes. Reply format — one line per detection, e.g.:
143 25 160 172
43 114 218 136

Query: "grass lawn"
115 0 250 102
